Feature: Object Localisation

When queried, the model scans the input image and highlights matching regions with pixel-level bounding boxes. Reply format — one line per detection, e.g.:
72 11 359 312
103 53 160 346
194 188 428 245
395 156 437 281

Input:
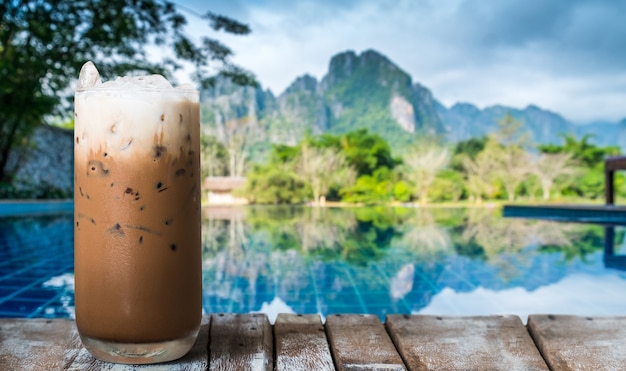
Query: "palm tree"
530 153 579 200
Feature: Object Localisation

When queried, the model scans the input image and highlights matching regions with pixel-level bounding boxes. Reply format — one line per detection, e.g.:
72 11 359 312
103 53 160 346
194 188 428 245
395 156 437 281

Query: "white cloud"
254 297 295 324
417 273 626 323
179 0 626 122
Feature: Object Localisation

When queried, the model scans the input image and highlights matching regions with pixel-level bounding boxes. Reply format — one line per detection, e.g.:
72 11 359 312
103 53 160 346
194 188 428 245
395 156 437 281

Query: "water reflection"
1 207 625 320
0 213 74 318
200 206 626 320
604 226 626 271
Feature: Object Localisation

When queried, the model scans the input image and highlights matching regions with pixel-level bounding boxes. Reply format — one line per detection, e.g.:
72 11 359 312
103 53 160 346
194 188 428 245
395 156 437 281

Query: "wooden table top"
2 313 626 370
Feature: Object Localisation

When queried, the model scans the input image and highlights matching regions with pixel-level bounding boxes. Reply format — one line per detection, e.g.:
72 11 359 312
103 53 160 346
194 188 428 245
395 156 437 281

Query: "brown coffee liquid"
74 121 201 343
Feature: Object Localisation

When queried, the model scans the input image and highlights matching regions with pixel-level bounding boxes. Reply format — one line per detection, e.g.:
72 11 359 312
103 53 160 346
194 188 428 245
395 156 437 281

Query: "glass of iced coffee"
74 62 202 364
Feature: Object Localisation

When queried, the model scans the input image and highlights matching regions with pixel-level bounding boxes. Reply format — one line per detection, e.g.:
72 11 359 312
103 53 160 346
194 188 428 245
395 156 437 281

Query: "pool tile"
13 288 58 301
0 299 44 315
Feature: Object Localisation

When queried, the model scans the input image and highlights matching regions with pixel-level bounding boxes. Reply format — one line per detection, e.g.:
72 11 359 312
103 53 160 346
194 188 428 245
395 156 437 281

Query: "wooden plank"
385 315 548 371
209 313 272 371
528 314 626 371
65 315 209 370
0 318 75 370
325 314 405 371
274 314 334 371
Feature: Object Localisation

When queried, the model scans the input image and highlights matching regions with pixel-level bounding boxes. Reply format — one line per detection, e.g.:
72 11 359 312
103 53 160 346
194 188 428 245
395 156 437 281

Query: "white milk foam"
77 61 194 91
75 62 199 159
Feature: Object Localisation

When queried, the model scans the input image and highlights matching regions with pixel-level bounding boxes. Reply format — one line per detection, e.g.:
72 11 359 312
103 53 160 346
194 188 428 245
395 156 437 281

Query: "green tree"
311 129 396 177
200 134 228 178
491 114 532 201
297 145 356 205
404 142 451 204
541 134 619 168
450 136 488 172
539 134 621 199
0 0 255 183
530 153 579 200
340 167 395 204
239 165 307 204
429 170 465 202
462 139 499 203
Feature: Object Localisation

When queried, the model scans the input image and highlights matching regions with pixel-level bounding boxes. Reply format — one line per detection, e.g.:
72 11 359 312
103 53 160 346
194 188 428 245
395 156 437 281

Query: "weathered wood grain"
64 316 210 370
274 314 335 371
386 315 548 371
528 314 626 371
325 314 406 371
0 318 75 370
208 313 272 371
5 314 626 370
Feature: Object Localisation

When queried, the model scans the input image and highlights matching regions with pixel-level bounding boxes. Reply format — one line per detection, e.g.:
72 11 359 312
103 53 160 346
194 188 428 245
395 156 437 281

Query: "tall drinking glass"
73 62 202 364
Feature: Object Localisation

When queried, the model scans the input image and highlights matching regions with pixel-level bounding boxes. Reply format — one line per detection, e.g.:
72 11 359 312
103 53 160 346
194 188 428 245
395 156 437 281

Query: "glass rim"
75 87 199 94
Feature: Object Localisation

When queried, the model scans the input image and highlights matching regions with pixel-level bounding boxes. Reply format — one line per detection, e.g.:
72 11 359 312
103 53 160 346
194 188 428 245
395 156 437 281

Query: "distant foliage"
214 114 622 204
238 165 308 204
1 0 254 186
538 134 622 199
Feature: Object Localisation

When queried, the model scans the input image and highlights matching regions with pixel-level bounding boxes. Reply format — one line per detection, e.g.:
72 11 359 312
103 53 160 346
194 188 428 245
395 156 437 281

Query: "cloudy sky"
179 0 626 124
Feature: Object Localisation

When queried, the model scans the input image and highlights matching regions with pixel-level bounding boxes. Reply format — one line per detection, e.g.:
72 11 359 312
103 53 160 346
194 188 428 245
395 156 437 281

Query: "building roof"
203 176 246 192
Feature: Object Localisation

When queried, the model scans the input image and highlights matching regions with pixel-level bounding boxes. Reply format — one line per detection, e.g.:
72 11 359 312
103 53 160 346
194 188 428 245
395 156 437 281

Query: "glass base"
80 331 198 364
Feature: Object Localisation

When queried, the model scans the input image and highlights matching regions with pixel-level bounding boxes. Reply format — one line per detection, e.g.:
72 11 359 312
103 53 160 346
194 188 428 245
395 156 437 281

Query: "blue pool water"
2 205 626 322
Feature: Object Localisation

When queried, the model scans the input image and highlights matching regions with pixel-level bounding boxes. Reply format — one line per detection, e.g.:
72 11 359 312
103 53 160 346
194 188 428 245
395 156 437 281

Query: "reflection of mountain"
200 206 616 320
2 207 618 320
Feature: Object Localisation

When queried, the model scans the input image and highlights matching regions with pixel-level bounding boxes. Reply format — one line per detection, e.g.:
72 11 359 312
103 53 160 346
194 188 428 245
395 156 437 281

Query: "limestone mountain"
319 50 445 145
439 103 573 144
200 49 626 158
200 49 445 155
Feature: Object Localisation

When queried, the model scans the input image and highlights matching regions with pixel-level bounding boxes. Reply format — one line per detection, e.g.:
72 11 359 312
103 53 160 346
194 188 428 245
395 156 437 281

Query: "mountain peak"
200 49 625 153
283 74 318 95
324 49 409 86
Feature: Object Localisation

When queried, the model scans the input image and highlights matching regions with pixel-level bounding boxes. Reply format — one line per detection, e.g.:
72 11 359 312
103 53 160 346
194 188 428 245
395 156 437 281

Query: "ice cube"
176 83 195 91
100 74 173 90
77 61 102 89
136 74 172 89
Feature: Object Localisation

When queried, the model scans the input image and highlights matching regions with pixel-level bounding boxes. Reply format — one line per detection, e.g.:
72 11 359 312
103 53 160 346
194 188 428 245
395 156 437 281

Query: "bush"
393 181 412 202
238 167 308 204
429 170 465 202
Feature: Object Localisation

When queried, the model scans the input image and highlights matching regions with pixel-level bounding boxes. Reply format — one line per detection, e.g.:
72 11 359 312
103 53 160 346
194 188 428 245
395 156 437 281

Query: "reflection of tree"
202 207 268 312
201 218 228 256
337 207 404 266
461 208 589 282
397 208 453 258
538 224 603 263
293 207 356 253
463 209 526 255
244 206 406 267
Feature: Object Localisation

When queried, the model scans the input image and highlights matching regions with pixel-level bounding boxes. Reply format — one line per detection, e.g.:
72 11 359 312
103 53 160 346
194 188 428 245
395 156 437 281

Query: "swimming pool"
2 205 626 322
